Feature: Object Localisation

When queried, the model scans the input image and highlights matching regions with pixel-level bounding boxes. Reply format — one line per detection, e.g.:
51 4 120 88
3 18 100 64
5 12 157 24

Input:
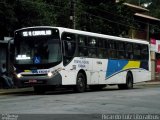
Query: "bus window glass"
62 32 76 42
63 41 76 57
47 40 61 63
108 40 117 59
117 42 125 59
141 45 149 60
117 42 124 50
15 38 61 64
78 35 88 57
99 39 104 48
125 42 133 59
79 47 88 57
78 35 87 46
15 29 61 65
126 43 132 52
108 41 116 49
62 32 76 65
88 48 97 58
98 48 106 58
88 37 97 47
109 50 117 58
133 44 141 60
62 33 76 55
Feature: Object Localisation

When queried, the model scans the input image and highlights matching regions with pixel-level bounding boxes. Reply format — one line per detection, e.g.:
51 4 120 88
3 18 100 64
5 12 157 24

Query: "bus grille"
22 74 47 77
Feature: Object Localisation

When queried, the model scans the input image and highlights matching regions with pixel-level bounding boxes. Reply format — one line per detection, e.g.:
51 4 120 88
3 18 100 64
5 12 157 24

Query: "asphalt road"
0 85 160 120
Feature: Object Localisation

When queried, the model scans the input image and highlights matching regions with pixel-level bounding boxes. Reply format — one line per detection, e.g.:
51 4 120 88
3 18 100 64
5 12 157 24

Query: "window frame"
62 32 77 66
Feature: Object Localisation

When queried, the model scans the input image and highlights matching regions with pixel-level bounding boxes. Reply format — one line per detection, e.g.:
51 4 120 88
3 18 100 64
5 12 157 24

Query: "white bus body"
14 26 151 93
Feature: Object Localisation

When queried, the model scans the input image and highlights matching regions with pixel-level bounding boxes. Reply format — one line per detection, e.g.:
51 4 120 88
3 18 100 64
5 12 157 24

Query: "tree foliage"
0 0 160 37
0 0 17 36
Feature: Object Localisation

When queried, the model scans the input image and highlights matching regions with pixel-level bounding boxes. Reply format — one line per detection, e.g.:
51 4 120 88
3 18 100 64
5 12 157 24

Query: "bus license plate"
29 80 37 83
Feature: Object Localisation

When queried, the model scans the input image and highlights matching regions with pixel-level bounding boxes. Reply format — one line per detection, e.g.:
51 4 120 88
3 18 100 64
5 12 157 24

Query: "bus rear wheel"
126 72 133 89
118 72 133 89
74 73 86 93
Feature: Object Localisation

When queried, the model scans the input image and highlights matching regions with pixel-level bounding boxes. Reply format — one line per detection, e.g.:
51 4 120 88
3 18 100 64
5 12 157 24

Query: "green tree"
14 0 56 28
0 0 17 36
1 0 159 37
76 0 136 36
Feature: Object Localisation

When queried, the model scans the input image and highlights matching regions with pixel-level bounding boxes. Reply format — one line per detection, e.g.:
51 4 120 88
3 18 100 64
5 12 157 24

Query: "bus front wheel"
74 73 86 93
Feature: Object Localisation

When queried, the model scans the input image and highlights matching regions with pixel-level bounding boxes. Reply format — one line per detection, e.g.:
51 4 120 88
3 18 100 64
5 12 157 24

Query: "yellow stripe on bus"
24 70 31 72
123 61 140 70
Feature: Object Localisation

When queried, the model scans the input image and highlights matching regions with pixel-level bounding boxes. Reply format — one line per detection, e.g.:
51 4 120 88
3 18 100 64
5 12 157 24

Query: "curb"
135 81 160 86
0 87 33 95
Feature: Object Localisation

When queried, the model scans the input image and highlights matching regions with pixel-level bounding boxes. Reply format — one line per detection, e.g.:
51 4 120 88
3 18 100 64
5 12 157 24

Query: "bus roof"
15 26 149 45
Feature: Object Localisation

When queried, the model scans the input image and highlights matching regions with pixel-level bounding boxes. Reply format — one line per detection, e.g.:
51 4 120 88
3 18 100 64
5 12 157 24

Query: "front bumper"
17 73 62 86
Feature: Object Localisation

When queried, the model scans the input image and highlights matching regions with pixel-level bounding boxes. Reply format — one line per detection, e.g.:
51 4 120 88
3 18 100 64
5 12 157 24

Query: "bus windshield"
15 36 62 65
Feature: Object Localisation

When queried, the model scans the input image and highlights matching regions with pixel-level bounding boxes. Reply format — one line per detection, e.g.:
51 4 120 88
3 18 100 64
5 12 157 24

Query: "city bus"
14 26 151 93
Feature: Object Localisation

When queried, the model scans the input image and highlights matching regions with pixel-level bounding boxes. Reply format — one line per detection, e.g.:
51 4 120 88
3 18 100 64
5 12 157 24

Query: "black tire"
74 73 86 93
125 72 133 89
34 86 46 94
118 72 133 89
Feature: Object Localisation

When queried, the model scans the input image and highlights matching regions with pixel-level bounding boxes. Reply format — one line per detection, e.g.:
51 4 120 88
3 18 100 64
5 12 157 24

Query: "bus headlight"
47 72 53 77
17 74 22 78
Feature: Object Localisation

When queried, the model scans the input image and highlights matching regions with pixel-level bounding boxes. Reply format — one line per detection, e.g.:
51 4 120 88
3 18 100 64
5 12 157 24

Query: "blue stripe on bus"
106 59 128 77
106 59 148 78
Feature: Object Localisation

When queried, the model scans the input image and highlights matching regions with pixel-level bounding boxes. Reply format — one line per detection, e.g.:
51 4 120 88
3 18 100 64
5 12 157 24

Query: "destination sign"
22 30 52 37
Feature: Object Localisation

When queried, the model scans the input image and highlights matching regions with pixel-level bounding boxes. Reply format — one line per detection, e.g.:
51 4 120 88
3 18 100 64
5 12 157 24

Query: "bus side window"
88 37 98 47
98 39 105 59
88 37 98 58
88 48 97 58
125 42 133 59
62 32 76 65
133 44 141 60
98 48 105 58
104 40 109 58
79 47 88 57
117 41 125 59
99 38 104 48
78 35 88 46
63 41 76 57
141 45 149 60
108 40 117 59
63 33 76 56
78 35 88 57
